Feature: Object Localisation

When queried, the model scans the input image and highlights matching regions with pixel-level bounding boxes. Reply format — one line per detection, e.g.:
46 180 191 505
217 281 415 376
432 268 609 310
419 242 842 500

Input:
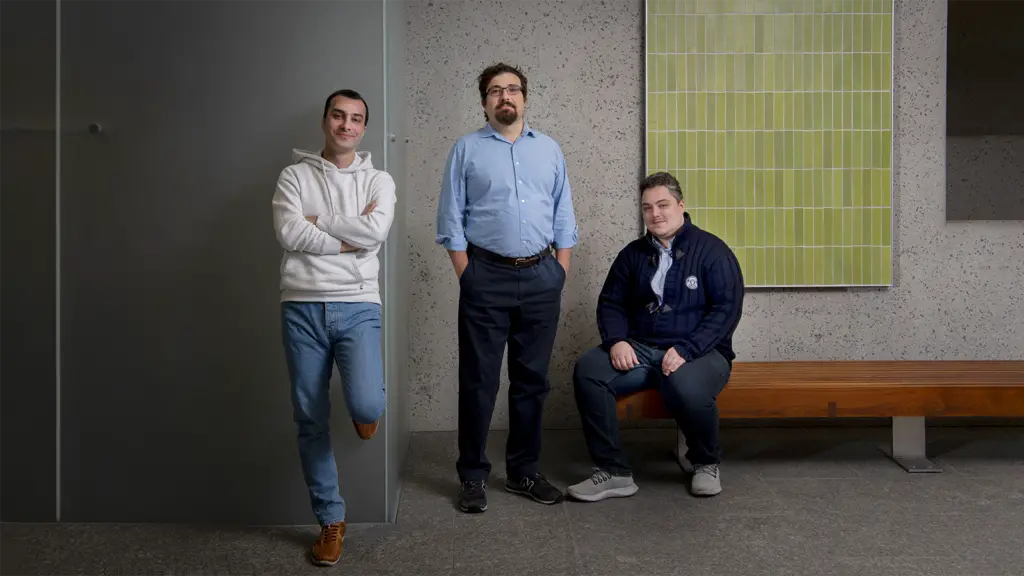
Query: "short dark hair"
322 89 369 126
640 171 683 201
477 63 528 104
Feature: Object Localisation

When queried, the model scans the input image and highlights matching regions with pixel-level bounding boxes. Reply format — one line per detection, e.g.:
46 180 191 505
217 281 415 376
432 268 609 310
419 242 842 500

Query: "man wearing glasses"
436 63 579 513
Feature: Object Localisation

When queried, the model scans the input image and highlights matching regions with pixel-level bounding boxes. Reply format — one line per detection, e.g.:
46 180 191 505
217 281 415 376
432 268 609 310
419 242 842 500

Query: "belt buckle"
513 256 529 268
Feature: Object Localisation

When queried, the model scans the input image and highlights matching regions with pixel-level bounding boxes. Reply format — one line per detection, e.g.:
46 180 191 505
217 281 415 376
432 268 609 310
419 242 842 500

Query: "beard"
494 103 518 125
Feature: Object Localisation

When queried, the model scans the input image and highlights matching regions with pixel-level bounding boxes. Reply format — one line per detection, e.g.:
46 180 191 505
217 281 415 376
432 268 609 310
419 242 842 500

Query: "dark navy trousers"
456 248 565 482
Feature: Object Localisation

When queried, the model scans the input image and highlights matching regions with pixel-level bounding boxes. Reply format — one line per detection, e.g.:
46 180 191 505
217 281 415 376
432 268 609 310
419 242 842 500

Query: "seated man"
567 171 744 502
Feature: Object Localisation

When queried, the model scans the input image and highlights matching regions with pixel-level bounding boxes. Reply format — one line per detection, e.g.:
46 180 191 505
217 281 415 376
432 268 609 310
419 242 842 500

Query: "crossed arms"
272 169 396 254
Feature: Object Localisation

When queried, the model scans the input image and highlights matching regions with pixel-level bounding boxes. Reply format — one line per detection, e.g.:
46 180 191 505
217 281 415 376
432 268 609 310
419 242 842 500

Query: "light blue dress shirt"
435 122 579 258
650 236 674 305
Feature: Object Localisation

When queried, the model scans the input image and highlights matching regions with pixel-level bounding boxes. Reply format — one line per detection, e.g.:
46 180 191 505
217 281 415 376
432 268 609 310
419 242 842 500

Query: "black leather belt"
469 244 552 268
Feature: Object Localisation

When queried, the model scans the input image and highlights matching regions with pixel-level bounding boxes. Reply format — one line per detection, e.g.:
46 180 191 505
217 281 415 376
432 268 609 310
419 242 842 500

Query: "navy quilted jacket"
596 213 745 363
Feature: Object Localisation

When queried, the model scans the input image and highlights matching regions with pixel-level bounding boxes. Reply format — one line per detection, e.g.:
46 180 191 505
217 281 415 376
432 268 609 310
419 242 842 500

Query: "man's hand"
449 250 469 279
555 248 571 276
610 341 639 372
661 347 685 376
305 215 317 225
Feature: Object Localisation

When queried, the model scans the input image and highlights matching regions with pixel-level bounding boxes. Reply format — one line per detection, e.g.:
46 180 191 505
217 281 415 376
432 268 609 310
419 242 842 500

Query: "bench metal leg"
673 428 694 473
886 416 942 473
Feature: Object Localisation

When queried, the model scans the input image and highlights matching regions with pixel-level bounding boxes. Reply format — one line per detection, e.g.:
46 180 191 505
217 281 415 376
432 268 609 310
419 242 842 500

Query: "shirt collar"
479 121 536 141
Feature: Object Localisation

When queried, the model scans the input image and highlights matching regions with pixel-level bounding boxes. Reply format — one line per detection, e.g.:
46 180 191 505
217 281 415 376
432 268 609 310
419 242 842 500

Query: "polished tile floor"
3 425 1023 575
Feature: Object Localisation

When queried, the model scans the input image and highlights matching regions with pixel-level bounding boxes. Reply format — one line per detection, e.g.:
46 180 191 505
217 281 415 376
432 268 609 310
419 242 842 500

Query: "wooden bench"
616 360 1024 473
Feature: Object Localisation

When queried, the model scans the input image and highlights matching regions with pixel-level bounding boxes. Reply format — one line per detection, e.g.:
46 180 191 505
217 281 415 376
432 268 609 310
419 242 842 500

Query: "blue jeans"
572 340 731 475
281 301 386 526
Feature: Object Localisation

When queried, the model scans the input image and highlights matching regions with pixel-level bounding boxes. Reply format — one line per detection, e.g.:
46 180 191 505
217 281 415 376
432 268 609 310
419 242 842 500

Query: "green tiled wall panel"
646 0 893 286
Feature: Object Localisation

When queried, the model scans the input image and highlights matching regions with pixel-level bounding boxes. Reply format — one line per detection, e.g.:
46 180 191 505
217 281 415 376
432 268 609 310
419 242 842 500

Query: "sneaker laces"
589 469 613 485
694 464 719 478
462 479 485 492
528 472 558 489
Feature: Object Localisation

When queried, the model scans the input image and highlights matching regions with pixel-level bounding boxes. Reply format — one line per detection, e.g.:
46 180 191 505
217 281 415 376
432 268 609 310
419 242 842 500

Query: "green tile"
820 208 832 245
770 93 786 130
784 208 796 246
752 247 765 285
810 247 822 284
814 170 826 207
881 14 892 53
765 207 776 245
665 94 677 134
746 170 756 204
720 91 729 131
842 207 854 245
777 171 789 209
842 246 854 284
880 246 891 284
736 248 747 276
707 172 718 207
665 16 678 59
880 207 891 246
881 131 891 169
831 14 843 53
706 93 717 130
735 210 746 245
716 132 726 170
671 133 682 170
851 131 862 169
852 207 863 245
802 245 814 284
880 53 891 91
803 14 815 53
864 206 877 244
832 207 844 246
790 206 798 243
695 93 707 129
687 132 698 167
723 170 734 207
723 94 733 131
656 14 669 53
879 94 891 133
749 132 757 170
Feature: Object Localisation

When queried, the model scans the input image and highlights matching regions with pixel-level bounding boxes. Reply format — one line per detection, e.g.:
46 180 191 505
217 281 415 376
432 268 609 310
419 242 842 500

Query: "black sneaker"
504 472 564 505
459 479 487 513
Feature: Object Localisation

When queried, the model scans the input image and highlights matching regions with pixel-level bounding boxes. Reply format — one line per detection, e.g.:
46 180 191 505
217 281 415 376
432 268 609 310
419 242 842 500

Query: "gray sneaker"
691 464 722 496
567 469 638 502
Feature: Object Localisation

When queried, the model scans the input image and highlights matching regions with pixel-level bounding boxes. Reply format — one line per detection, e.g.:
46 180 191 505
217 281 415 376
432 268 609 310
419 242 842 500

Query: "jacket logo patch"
685 275 698 290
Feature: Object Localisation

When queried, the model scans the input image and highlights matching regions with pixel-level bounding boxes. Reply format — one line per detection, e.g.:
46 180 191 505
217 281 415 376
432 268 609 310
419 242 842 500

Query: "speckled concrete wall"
404 0 1024 432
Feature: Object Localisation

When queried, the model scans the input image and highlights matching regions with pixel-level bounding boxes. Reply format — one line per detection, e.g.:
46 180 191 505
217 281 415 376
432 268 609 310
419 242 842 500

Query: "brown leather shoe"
311 521 344 566
353 419 379 440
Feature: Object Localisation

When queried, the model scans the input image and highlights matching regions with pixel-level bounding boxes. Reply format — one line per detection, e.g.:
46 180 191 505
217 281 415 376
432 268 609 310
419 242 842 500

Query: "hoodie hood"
291 148 374 173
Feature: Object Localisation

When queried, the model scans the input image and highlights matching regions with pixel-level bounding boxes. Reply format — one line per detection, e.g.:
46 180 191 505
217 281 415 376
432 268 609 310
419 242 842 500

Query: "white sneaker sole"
567 484 639 502
691 484 722 497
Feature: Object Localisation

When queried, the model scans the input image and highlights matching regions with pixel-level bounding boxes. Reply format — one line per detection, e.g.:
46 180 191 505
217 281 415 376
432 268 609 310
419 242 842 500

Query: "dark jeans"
572 340 731 475
456 248 565 482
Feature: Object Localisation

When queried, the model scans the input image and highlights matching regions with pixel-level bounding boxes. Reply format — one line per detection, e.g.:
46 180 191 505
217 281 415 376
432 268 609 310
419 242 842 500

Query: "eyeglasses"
487 84 522 98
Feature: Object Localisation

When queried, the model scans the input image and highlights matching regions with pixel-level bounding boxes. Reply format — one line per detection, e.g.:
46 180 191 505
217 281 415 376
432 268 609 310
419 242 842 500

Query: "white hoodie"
272 149 396 304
